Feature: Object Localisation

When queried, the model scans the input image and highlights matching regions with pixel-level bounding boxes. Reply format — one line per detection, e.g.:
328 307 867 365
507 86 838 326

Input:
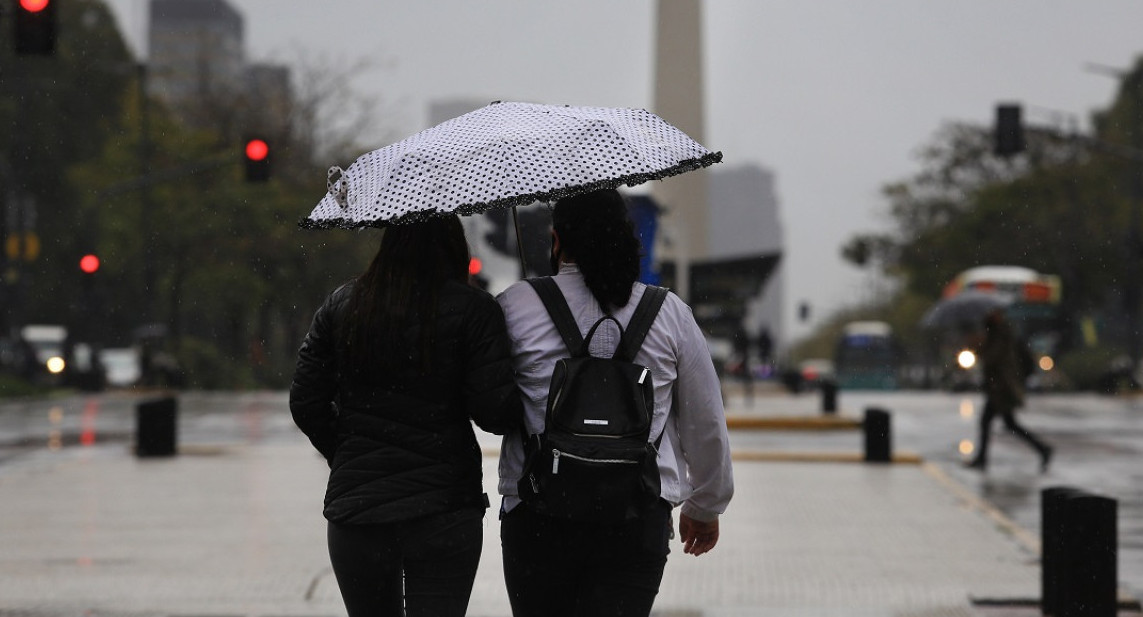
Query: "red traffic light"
79 254 100 274
243 138 271 182
14 0 56 55
245 139 269 162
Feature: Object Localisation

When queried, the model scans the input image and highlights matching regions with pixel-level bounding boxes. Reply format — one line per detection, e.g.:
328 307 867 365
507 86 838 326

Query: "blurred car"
798 358 836 389
19 324 68 383
98 347 142 387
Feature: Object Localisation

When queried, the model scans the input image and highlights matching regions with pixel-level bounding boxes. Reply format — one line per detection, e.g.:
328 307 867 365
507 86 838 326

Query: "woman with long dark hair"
495 189 734 617
290 214 522 617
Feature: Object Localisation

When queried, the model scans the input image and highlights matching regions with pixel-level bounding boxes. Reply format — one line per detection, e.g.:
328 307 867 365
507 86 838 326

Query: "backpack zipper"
552 448 638 474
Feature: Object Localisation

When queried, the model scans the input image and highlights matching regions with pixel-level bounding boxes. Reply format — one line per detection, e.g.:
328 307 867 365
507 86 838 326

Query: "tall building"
147 0 292 137
148 0 246 108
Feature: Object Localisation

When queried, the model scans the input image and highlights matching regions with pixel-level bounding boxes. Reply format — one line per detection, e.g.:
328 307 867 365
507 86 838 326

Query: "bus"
940 266 1063 390
835 321 900 390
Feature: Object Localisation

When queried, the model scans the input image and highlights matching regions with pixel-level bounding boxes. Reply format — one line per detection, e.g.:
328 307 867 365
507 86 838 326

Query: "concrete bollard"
1041 487 1117 617
820 379 838 415
863 407 891 463
136 396 178 457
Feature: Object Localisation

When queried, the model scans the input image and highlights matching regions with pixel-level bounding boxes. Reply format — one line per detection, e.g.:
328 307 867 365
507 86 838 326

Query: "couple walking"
289 188 735 617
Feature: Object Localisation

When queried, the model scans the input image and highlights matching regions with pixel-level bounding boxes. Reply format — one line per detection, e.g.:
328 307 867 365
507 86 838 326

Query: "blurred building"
244 62 294 133
707 165 784 349
148 0 245 106
147 0 292 133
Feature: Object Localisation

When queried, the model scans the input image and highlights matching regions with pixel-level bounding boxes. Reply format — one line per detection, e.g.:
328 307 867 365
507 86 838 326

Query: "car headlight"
46 356 66 374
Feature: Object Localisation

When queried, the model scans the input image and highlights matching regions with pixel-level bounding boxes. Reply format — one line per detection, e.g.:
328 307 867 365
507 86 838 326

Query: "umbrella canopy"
301 101 723 229
920 290 1014 330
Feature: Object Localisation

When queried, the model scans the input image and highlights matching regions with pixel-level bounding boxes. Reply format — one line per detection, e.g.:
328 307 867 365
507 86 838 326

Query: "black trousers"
975 398 1050 464
327 507 484 617
501 500 672 617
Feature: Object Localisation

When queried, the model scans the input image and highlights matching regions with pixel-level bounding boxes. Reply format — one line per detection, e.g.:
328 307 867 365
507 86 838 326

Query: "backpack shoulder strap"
526 277 585 356
616 286 668 362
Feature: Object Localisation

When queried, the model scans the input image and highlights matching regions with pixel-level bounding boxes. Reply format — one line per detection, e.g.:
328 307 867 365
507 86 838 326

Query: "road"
1 387 1141 599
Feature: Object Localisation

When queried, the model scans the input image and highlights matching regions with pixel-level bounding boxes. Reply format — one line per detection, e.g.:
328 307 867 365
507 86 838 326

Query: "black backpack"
517 278 669 521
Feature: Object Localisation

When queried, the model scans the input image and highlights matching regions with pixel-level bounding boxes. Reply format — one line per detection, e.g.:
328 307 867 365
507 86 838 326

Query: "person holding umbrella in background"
966 308 1053 472
289 216 523 617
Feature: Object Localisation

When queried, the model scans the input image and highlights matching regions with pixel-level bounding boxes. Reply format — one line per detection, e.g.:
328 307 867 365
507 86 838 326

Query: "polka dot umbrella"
301 101 723 230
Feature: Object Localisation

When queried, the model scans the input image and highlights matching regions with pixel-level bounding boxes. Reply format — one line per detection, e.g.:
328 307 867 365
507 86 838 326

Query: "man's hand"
679 513 719 556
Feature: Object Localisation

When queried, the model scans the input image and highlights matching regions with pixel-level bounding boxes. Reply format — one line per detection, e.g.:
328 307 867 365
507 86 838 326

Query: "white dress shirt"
496 264 734 522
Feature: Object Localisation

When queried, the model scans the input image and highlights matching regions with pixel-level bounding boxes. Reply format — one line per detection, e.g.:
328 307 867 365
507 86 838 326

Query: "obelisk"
652 0 708 302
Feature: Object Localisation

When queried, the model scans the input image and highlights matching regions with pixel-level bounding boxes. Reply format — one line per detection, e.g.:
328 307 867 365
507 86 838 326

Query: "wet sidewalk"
0 390 1074 616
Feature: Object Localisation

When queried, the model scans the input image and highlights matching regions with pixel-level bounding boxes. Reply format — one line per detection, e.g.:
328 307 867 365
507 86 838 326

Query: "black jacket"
289 280 522 525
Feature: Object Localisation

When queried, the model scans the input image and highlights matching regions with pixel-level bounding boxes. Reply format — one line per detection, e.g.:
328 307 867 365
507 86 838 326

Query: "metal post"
863 408 891 463
1059 491 1117 617
820 379 838 414
135 396 178 457
1042 486 1084 616
138 62 155 322
1131 75 1143 369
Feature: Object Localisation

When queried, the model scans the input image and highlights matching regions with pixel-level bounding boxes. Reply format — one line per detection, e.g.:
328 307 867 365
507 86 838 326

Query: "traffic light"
14 0 57 56
995 104 1025 157
79 254 100 274
243 138 271 182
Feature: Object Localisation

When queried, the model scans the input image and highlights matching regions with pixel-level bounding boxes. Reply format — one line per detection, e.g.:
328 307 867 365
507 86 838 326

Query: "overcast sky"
103 0 1143 343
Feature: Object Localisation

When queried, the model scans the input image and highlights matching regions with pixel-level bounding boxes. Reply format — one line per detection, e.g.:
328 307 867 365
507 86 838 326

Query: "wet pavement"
737 386 1143 598
0 387 1140 616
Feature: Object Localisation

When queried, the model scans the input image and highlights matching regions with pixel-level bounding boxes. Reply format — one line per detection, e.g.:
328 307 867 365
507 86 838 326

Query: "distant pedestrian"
756 325 773 367
495 189 734 617
966 309 1052 472
289 215 523 617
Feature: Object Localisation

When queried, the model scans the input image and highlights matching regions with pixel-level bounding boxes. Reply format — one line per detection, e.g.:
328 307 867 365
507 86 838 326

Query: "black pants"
501 500 672 617
975 398 1050 464
327 507 484 617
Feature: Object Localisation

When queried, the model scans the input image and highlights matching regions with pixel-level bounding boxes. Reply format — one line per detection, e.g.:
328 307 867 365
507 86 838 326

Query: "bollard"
820 379 838 415
136 396 178 457
863 407 891 463
1058 491 1117 617
1042 486 1084 616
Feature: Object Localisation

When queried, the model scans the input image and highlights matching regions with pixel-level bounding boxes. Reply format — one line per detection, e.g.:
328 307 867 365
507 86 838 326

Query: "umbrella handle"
512 205 528 278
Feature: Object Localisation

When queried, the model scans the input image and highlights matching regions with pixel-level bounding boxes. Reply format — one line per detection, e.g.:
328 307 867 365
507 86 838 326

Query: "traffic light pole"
138 63 156 324
996 96 1143 369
